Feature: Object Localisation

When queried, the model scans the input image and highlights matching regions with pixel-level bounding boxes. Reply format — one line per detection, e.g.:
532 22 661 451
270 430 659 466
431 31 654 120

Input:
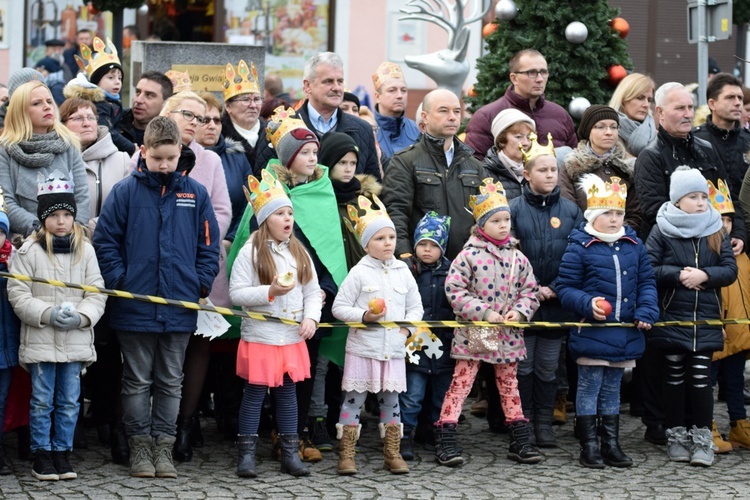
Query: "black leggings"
663 350 713 429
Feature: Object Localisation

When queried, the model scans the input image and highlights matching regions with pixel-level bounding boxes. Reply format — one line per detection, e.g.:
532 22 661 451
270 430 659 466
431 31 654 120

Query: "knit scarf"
38 234 72 254
5 132 69 168
496 149 525 182
583 223 625 243
331 176 361 205
617 113 656 156
656 202 723 239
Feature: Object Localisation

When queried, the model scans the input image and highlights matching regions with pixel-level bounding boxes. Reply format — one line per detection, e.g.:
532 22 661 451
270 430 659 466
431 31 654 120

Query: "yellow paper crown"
223 60 260 102
265 106 309 150
372 61 405 90
165 70 192 94
520 132 556 165
243 169 289 216
579 174 627 211
469 178 509 223
75 37 121 80
345 194 391 241
707 178 735 215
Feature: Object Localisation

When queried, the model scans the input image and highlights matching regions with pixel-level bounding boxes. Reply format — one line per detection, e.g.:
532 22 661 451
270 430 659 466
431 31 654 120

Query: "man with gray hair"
254 52 380 178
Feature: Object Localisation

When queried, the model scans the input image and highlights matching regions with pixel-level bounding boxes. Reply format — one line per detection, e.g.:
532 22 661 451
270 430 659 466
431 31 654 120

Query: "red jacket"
465 85 578 160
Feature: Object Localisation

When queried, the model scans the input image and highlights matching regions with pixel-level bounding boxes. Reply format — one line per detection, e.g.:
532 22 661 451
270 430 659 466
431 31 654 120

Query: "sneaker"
309 417 333 452
31 450 59 481
52 450 77 480
666 426 691 462
689 426 714 467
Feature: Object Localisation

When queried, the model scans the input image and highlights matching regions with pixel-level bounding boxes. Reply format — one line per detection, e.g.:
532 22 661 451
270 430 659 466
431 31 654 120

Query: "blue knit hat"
413 211 450 256
0 211 8 236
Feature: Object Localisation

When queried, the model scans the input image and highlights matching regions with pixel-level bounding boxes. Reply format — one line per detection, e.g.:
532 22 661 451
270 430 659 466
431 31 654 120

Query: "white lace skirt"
341 353 407 393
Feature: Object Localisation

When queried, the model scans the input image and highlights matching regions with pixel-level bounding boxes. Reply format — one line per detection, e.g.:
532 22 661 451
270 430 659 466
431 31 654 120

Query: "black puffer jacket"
645 225 737 353
381 134 484 260
482 146 524 202
634 127 746 244
693 115 750 202
509 185 583 325
253 100 381 180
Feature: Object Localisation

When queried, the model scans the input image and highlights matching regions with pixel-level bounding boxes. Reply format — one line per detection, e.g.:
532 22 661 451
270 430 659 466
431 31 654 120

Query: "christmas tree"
468 0 633 115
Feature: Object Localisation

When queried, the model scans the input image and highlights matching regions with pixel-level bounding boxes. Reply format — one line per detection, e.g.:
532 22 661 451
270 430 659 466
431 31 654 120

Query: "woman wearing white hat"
482 109 536 201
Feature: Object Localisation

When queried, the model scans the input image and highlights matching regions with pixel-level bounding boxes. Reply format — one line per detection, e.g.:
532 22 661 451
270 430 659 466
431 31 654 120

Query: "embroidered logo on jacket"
176 192 196 208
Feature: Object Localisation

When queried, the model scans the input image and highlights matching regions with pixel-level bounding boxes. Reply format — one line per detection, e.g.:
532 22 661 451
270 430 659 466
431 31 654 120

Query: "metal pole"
697 0 708 106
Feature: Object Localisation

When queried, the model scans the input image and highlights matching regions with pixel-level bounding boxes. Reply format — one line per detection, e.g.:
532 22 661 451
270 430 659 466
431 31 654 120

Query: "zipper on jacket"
692 239 699 351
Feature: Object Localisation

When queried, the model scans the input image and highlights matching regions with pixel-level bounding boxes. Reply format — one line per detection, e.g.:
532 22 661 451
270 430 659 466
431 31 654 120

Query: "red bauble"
88 3 100 15
610 17 630 38
608 65 627 86
482 23 498 38
467 85 477 98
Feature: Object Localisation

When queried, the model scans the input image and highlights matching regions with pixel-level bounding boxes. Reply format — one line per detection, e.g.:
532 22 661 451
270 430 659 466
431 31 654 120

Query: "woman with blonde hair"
0 80 90 236
608 73 656 157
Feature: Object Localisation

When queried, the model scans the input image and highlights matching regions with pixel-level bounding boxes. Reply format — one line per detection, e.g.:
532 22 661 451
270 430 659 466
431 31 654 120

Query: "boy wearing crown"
435 178 541 468
93 117 220 479
63 36 135 155
556 173 658 469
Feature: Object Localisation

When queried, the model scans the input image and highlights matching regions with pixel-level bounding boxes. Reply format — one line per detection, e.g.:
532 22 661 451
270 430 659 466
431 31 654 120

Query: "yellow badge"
550 217 561 229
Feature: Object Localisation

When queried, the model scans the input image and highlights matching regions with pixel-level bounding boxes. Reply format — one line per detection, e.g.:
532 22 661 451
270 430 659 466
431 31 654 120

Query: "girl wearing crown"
229 170 323 478
556 173 658 469
331 196 423 475
645 167 737 467
7 170 106 481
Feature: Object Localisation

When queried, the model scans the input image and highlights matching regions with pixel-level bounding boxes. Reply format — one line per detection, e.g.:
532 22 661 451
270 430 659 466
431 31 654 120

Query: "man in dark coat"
119 71 173 147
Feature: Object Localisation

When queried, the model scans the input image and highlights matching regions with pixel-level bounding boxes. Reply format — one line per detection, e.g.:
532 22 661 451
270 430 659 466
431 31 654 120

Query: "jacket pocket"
414 171 443 212
392 286 408 312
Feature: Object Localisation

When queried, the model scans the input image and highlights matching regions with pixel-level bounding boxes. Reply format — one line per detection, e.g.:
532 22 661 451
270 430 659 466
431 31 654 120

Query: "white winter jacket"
332 255 423 361
229 238 322 345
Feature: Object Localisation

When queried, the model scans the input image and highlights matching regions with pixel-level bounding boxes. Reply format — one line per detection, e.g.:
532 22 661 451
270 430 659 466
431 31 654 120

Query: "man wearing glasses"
465 49 578 161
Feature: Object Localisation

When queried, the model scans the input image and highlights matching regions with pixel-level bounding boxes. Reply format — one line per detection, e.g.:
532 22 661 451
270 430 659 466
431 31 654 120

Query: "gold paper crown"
223 60 260 102
165 70 193 94
707 179 735 215
345 194 391 241
579 174 627 211
372 61 405 90
265 106 309 149
520 132 556 165
74 37 121 80
243 169 290 215
469 178 509 223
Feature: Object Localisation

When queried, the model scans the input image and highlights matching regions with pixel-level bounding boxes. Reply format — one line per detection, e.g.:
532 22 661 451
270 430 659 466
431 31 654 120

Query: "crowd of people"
0 39 749 484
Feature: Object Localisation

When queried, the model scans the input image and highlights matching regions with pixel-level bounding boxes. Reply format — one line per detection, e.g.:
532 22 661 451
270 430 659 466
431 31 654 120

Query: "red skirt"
236 340 310 387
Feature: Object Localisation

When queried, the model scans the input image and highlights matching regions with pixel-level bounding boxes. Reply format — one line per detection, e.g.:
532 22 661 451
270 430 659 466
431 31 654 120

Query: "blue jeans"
28 362 82 452
713 351 748 422
118 331 191 438
399 370 453 430
576 365 624 416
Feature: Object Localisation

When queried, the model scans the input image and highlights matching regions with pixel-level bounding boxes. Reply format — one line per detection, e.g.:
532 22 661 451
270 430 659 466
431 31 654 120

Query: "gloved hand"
54 311 81 331
49 305 65 327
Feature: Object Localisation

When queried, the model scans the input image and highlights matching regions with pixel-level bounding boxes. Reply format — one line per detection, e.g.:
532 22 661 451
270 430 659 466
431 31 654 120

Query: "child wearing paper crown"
63 37 134 155
556 173 658 469
435 179 541 468
8 170 106 481
645 166 737 467
398 211 455 461
708 179 750 453
331 196 423 475
229 170 323 478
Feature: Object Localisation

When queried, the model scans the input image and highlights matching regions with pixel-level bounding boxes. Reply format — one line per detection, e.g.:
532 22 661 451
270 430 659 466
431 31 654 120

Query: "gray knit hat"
670 166 709 204
266 109 320 168
8 68 45 98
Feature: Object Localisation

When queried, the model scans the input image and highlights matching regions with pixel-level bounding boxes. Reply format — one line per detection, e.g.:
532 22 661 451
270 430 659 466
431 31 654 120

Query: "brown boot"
729 419 750 449
336 423 359 475
379 423 409 474
712 420 733 453
553 394 568 425
299 431 323 462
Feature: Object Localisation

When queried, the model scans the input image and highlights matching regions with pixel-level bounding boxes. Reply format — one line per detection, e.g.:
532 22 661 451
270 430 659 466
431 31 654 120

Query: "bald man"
381 89 484 259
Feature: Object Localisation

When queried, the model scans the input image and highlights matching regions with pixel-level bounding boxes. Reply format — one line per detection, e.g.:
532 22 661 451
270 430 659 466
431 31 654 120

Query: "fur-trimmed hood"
224 136 246 155
268 159 325 188
356 174 382 198
563 141 634 183
63 78 105 102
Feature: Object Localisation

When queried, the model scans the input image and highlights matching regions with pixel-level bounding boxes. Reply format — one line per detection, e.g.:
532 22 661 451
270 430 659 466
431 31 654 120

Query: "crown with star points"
243 170 292 226
223 59 260 102
74 37 121 82
707 178 735 215
520 132 556 165
469 178 509 223
345 194 395 248
579 174 628 212
165 69 192 94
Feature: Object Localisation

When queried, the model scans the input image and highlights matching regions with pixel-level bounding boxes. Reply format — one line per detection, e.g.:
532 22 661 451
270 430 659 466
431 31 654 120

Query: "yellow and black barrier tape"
0 270 746 330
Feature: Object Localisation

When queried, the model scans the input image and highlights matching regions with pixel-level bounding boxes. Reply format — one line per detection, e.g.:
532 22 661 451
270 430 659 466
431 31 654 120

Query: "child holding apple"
331 196 423 475
644 167 737 467
556 173 658 469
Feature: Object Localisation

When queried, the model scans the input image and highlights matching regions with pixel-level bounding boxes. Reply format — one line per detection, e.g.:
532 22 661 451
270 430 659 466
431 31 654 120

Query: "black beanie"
343 91 360 109
577 105 619 140
90 62 123 86
319 132 359 171
37 170 77 223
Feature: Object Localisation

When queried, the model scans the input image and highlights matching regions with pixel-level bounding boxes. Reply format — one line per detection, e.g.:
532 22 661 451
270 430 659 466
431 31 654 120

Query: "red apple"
277 271 294 287
597 299 613 317
368 298 386 315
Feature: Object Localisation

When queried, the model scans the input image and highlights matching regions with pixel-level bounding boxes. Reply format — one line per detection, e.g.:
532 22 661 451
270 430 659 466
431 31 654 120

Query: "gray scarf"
5 132 69 168
496 149 525 182
617 112 655 157
656 201 723 238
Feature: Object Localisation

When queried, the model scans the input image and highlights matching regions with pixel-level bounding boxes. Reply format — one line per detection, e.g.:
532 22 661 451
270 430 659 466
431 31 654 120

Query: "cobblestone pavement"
0 402 749 499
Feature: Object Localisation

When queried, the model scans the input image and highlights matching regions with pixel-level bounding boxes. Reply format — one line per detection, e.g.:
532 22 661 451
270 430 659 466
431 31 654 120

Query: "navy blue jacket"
646 225 737 353
95 97 135 155
556 225 659 362
0 261 19 370
407 256 454 375
510 185 583 326
93 149 220 333
207 135 253 242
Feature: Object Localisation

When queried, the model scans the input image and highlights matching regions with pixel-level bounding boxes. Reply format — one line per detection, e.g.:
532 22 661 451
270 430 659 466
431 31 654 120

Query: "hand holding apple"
364 298 387 322
591 297 609 321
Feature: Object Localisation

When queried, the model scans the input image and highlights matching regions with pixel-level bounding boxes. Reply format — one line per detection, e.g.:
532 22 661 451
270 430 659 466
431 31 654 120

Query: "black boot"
400 427 415 461
172 415 193 462
576 415 605 469
0 453 11 475
278 433 309 476
599 414 632 467
191 416 204 448
507 420 543 464
236 434 258 478
110 423 130 465
16 426 32 461
433 422 464 467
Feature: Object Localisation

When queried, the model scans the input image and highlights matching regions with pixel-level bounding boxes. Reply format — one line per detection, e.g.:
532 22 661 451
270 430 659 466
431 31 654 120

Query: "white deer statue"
399 0 490 98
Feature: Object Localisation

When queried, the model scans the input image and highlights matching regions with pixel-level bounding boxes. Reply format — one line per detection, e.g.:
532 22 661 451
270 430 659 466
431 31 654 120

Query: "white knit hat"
670 166 709 205
490 109 536 142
